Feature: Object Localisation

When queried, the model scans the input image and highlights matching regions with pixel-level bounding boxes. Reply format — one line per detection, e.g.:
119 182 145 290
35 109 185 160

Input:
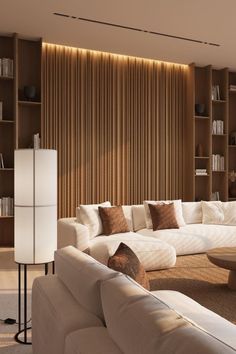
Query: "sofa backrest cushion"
131 205 146 231
182 201 202 224
78 202 111 238
202 201 236 226
55 246 120 321
101 275 236 354
121 205 134 231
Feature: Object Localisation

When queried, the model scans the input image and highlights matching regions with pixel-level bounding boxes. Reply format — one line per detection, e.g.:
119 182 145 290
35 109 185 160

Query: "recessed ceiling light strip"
53 12 220 47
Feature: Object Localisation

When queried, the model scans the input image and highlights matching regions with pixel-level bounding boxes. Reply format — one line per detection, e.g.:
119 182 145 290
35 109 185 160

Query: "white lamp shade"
14 149 57 264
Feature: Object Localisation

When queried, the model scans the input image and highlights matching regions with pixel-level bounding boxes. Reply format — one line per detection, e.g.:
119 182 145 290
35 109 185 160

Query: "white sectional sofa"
58 201 236 270
32 246 236 354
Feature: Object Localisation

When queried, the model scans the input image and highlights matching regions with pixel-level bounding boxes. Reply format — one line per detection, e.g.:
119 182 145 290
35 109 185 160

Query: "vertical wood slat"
42 43 188 218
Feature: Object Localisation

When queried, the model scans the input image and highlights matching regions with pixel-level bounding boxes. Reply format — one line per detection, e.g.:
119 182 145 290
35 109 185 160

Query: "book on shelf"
212 154 224 171
0 153 4 168
211 192 220 201
212 120 224 135
0 58 13 78
33 133 40 149
212 85 221 100
195 168 207 175
229 84 236 91
0 101 2 120
0 197 14 216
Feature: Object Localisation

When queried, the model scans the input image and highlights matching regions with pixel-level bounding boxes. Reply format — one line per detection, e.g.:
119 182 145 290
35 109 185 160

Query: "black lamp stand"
14 261 54 345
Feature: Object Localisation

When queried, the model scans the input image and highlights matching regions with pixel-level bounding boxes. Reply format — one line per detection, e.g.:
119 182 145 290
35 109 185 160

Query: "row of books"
212 154 224 171
195 169 207 176
229 84 236 92
0 197 14 216
0 58 13 78
212 85 221 100
212 120 224 135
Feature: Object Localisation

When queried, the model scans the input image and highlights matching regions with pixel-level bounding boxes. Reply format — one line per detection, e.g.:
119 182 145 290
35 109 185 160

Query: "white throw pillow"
79 201 111 238
143 200 185 228
131 205 146 231
182 202 202 224
222 201 236 225
201 201 224 224
121 206 133 231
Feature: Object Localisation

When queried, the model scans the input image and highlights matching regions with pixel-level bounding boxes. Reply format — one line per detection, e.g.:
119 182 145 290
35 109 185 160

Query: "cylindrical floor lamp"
14 149 57 344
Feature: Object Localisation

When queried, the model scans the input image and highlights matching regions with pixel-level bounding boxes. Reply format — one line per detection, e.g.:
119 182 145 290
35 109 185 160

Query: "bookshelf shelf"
0 120 14 124
212 170 227 173
194 156 209 159
0 216 14 219
195 116 210 120
0 76 14 81
195 174 209 177
0 168 14 171
212 134 227 137
212 100 227 104
229 145 236 148
18 100 41 106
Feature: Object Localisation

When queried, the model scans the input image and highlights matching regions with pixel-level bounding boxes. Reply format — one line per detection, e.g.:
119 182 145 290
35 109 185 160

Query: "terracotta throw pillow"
148 203 179 231
98 205 129 236
108 242 150 290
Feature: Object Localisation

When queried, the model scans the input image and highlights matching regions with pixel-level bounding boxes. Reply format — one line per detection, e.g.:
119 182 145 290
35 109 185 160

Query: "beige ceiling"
1 0 236 70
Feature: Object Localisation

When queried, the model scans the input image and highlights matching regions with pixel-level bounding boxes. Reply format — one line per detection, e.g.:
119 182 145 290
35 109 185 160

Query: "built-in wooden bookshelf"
0 33 42 247
185 64 236 202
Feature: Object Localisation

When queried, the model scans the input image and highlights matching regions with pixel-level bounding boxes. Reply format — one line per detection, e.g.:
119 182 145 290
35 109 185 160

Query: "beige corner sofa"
58 201 236 270
32 246 236 354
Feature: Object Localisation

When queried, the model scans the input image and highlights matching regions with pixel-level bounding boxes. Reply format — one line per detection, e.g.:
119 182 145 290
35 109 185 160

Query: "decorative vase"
195 103 205 116
196 143 203 157
24 86 36 101
229 182 236 198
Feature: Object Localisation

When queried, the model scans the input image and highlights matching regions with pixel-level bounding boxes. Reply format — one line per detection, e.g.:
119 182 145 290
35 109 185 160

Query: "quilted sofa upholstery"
58 202 236 270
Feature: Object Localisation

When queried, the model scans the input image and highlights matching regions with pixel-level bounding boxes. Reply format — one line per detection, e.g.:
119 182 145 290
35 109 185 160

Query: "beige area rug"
148 253 236 324
0 248 48 353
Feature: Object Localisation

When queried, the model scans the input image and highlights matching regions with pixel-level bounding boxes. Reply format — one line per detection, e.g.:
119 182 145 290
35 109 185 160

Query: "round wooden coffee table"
207 247 236 290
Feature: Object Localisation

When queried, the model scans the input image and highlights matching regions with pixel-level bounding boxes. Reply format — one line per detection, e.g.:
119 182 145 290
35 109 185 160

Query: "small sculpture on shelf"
23 86 36 101
229 170 236 197
195 103 205 116
196 143 203 157
229 132 236 145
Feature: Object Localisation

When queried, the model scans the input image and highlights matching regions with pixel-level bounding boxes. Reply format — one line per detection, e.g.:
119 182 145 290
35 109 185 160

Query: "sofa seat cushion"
55 246 120 321
101 275 236 354
65 327 123 354
138 224 236 255
32 275 103 354
89 232 176 271
151 290 236 350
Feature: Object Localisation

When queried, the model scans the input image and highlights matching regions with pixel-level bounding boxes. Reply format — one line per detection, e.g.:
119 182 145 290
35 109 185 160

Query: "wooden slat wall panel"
42 43 188 217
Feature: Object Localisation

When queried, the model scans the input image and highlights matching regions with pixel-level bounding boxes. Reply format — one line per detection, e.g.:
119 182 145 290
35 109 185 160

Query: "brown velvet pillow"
108 242 150 290
98 205 129 236
148 202 179 231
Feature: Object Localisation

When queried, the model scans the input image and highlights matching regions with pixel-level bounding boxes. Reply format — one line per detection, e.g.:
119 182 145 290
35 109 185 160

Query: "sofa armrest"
57 218 90 251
